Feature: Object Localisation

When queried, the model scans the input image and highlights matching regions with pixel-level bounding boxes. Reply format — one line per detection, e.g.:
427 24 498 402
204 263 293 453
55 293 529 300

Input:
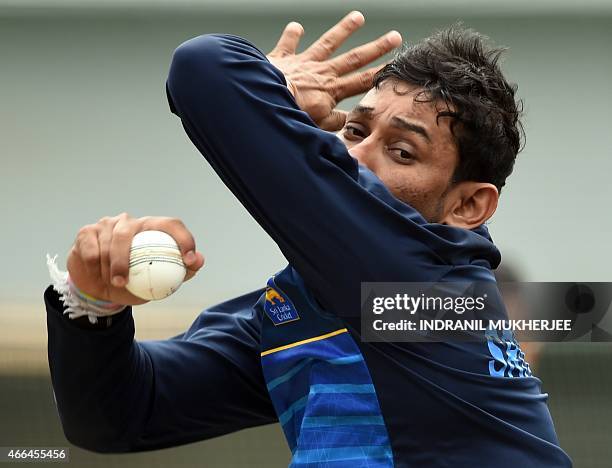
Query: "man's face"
338 80 459 222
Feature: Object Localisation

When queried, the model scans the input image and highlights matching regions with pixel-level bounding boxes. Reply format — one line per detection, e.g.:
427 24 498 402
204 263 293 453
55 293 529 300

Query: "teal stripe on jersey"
310 383 375 394
301 415 385 428
267 359 312 391
278 394 309 426
326 354 363 365
267 354 364 391
292 445 392 464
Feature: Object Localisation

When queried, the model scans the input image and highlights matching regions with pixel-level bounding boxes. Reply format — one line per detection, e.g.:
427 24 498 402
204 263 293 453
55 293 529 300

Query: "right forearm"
45 286 152 452
44 213 204 451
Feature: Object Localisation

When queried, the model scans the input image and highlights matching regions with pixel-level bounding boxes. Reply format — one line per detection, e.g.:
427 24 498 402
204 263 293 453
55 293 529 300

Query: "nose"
348 136 379 173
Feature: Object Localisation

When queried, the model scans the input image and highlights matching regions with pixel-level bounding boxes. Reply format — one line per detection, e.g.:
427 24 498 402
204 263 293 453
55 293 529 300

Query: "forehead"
358 80 438 122
355 80 459 166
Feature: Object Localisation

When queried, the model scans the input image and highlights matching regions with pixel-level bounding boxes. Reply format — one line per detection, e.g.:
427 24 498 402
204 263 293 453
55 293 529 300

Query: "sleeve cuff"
44 285 132 330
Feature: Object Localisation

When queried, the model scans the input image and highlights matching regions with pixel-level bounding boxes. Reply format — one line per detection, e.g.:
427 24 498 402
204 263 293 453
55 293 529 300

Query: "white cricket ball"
125 230 186 301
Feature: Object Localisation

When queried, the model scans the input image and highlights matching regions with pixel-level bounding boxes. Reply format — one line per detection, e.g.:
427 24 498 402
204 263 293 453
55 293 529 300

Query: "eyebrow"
349 105 431 143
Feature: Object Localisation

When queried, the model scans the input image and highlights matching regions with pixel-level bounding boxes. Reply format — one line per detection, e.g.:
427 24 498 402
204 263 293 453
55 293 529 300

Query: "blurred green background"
1 1 611 467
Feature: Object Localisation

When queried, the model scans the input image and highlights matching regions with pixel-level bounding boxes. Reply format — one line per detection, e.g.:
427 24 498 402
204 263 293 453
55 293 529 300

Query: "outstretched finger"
329 31 402 76
270 22 304 56
302 10 365 61
333 64 387 101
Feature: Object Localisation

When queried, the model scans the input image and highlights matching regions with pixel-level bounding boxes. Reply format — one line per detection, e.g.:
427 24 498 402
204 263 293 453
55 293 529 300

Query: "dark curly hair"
373 24 524 193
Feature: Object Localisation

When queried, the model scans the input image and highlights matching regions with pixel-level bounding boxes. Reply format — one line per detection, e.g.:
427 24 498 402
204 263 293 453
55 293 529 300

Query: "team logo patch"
264 278 300 326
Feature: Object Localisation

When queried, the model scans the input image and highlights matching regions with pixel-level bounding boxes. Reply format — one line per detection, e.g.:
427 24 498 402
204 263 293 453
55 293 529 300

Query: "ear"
440 182 499 229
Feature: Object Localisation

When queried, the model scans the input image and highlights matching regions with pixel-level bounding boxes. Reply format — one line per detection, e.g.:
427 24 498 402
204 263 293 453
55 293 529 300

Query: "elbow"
63 433 129 454
56 408 138 453
167 34 227 116
61 423 134 454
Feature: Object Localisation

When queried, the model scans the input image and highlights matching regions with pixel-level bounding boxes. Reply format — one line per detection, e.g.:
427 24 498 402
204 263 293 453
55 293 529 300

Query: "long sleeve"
45 285 276 453
166 34 500 318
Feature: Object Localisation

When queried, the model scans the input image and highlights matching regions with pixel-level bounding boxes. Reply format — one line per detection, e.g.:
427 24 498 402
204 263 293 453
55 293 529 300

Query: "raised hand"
67 213 205 305
267 11 402 131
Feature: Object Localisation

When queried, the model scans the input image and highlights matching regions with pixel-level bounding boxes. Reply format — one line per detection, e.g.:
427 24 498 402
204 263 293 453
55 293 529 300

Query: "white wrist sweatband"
46 254 128 324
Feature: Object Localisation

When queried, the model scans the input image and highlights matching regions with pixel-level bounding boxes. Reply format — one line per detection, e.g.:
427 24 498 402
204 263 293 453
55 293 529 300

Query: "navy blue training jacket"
45 34 571 467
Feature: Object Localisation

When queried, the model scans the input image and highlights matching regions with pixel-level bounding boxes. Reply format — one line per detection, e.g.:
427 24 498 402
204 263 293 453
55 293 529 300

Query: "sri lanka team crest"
264 278 300 325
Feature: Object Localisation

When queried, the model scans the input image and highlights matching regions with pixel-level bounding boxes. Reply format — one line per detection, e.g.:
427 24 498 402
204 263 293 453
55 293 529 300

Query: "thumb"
318 110 348 132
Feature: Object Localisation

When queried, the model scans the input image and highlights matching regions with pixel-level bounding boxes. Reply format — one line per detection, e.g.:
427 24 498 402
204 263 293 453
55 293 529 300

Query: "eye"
343 124 367 140
388 147 416 163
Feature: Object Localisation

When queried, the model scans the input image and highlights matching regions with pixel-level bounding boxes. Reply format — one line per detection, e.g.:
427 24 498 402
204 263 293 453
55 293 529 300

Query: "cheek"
385 170 448 219
387 170 426 197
